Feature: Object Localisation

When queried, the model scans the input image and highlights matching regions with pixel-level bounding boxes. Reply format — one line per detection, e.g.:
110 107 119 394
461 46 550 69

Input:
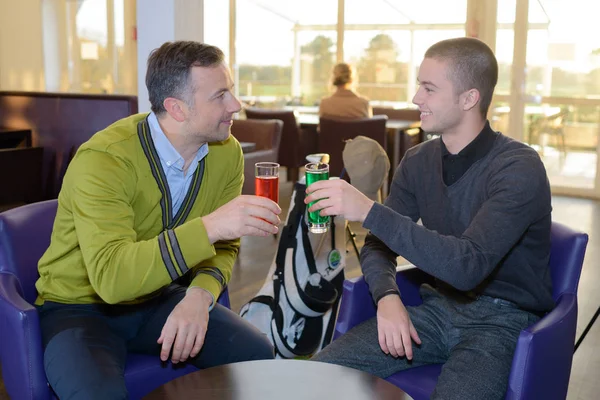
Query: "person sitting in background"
319 63 373 119
35 41 280 400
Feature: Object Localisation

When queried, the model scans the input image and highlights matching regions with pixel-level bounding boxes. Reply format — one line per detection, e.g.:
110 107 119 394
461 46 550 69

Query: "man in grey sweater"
306 37 553 399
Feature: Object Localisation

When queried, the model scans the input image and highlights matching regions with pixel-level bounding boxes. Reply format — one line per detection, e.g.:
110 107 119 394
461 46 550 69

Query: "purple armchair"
333 221 588 400
0 200 231 400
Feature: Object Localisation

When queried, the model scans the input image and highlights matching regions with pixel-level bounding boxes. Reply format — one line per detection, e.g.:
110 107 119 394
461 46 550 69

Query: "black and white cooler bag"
240 182 346 358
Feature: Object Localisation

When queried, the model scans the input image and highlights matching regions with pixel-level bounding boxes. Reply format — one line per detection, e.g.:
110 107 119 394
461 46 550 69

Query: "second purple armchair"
333 221 588 400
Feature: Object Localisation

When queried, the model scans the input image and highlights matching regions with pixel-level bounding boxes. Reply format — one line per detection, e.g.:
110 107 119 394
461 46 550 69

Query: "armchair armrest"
394 265 434 307
217 286 231 309
506 294 577 400
333 276 374 340
333 265 433 340
0 272 50 400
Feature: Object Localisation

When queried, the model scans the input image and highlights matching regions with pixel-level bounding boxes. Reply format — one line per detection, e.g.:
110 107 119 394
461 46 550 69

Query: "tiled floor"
1 182 598 399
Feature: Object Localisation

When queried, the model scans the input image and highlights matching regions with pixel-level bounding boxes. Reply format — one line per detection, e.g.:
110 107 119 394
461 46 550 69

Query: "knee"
218 331 274 364
245 333 275 360
311 344 336 363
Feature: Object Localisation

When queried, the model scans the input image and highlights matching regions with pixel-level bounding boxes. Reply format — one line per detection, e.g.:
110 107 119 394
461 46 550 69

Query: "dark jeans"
313 284 540 400
38 284 274 400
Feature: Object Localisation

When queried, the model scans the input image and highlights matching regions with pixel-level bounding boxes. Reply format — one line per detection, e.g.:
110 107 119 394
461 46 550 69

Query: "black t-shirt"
441 121 497 186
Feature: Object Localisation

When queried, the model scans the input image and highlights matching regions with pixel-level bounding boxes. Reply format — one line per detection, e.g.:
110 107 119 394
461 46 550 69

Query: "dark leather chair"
333 221 588 400
318 115 388 177
0 147 44 211
372 107 421 122
231 118 283 195
373 106 424 165
0 91 138 199
244 107 312 182
0 200 231 400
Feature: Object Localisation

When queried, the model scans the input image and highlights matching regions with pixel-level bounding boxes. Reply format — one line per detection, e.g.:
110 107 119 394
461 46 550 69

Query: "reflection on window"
234 0 337 108
298 32 337 106
529 103 598 189
497 0 600 100
72 0 109 93
517 0 600 191
346 31 411 105
204 0 229 63
42 0 136 94
495 30 514 96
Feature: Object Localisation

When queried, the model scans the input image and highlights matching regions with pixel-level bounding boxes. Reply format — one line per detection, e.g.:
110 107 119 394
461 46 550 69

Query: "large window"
203 0 230 64
491 0 600 196
205 0 466 109
41 0 137 94
33 0 599 196
344 0 466 106
524 0 600 191
344 30 412 105
231 0 338 108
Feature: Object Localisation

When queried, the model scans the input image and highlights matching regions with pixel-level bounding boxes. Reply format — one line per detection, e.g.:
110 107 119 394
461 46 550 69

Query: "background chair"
244 107 315 182
372 106 421 122
373 106 425 149
333 221 588 400
231 118 283 195
0 200 231 400
528 109 569 159
0 91 138 199
318 115 388 178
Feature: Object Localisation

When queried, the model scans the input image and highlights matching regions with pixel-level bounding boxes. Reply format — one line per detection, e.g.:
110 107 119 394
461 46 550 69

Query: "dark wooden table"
0 128 32 149
240 141 257 153
144 359 412 400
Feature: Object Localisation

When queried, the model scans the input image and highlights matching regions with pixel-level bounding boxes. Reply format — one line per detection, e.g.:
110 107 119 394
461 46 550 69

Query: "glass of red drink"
255 162 280 204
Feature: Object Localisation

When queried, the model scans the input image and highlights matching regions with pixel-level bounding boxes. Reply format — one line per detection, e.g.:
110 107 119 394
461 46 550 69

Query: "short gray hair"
146 41 225 115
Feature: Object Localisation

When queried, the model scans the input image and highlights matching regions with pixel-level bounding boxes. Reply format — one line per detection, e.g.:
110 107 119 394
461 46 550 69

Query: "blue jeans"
313 284 540 400
38 284 274 400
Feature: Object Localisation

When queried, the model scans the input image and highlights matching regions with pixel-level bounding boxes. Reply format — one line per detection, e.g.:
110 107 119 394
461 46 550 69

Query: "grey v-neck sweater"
361 132 554 312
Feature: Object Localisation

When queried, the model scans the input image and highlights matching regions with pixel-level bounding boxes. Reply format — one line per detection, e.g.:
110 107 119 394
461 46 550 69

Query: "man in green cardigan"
35 41 281 399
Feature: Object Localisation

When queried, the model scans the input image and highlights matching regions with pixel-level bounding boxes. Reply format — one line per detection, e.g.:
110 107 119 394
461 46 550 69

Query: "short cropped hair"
425 37 498 117
146 41 225 115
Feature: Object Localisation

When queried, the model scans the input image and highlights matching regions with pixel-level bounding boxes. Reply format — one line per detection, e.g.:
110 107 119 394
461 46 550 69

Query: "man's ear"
462 89 480 112
163 97 187 122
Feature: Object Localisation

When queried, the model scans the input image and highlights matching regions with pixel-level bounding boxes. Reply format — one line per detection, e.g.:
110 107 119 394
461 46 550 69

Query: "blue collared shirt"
147 112 209 215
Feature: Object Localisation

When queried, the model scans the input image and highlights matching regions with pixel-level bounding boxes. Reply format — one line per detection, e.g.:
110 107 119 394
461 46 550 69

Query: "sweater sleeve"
69 149 217 304
188 145 244 301
360 156 421 303
363 149 551 292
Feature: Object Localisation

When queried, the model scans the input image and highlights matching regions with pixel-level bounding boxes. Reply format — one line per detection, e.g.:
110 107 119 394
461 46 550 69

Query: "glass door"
492 0 600 198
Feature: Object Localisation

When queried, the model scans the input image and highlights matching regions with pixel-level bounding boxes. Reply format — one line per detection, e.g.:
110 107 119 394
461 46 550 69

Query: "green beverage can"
305 162 330 234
